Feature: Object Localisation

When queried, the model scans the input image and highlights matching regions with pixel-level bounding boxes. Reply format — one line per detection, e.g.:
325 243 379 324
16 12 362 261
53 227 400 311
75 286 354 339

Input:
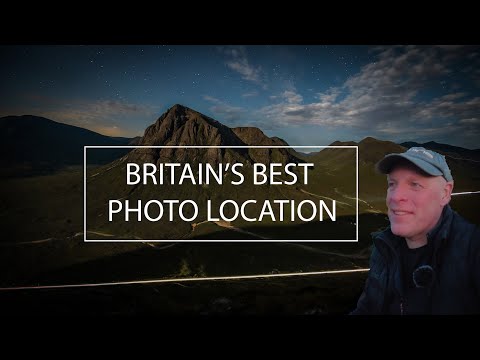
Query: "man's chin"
390 224 410 238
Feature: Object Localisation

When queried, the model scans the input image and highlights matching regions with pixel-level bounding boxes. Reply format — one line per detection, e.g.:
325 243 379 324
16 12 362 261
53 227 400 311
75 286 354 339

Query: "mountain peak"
130 105 303 165
130 104 247 164
140 104 241 147
167 103 194 117
359 136 380 144
171 103 187 109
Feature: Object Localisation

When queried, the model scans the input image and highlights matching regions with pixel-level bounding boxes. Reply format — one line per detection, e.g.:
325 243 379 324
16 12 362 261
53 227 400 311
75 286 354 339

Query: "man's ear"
440 181 454 206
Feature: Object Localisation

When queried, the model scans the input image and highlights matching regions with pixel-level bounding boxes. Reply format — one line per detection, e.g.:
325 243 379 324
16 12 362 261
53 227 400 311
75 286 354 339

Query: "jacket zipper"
400 297 405 315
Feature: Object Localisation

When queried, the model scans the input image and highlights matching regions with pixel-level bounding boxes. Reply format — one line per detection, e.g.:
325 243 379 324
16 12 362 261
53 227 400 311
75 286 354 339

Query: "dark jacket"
352 205 480 314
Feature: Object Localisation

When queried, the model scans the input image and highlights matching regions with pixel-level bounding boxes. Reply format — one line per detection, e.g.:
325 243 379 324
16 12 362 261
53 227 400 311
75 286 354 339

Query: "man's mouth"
391 210 413 216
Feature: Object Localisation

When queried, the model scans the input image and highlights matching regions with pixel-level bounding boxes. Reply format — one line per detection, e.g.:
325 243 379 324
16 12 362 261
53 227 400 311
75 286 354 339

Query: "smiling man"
352 147 480 315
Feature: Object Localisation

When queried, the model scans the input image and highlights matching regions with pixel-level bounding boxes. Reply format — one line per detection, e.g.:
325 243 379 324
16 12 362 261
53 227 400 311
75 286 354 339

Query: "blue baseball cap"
376 147 453 182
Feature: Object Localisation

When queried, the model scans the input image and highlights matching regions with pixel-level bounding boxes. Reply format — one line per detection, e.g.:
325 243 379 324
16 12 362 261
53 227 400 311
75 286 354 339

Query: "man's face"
386 164 452 244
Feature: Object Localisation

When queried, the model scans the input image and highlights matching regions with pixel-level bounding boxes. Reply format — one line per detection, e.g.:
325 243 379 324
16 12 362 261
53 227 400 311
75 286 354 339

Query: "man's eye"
412 182 422 188
387 182 395 188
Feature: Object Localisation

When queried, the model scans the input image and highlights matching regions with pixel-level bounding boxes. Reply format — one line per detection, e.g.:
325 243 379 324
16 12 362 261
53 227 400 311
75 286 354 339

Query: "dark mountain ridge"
0 115 134 177
400 141 480 161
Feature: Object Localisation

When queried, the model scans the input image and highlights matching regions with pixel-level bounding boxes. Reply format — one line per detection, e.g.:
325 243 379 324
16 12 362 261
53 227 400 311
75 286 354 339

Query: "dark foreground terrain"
0 271 367 316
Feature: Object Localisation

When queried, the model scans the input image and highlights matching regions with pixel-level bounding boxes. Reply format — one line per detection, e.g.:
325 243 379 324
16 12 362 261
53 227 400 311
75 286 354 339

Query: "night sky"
1 45 479 148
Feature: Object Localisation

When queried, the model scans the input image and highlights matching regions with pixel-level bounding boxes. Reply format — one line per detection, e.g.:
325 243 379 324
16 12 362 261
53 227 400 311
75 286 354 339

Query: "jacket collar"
372 205 454 299
373 204 453 261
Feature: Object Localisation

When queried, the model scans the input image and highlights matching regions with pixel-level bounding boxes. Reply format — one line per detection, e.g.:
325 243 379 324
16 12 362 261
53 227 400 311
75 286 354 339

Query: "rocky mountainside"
232 127 298 164
128 104 302 165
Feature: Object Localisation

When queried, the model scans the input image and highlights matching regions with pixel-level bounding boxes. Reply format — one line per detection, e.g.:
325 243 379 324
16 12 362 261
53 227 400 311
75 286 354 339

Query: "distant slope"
304 137 407 215
309 137 406 171
0 115 134 176
400 141 480 161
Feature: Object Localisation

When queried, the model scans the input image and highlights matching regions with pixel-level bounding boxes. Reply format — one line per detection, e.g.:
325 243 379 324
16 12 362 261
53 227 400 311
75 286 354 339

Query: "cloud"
50 99 156 124
242 91 259 98
282 90 303 104
91 100 150 115
460 118 480 124
202 95 221 104
223 46 267 88
256 45 480 147
203 95 248 125
414 94 480 122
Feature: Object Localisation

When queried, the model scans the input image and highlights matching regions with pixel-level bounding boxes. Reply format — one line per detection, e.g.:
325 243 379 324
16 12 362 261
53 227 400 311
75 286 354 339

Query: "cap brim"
376 153 443 177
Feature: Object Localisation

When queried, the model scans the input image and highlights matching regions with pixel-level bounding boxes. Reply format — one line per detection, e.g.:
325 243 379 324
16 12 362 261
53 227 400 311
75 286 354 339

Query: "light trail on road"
0 268 369 291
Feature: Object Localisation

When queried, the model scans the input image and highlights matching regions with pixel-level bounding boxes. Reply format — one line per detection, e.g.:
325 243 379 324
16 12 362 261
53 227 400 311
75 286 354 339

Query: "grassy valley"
1 106 479 314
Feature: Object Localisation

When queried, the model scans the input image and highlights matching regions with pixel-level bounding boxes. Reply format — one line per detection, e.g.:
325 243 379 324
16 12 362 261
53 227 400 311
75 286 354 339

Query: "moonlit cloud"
203 95 248 125
242 91 259 98
223 46 267 88
282 90 303 104
255 45 480 147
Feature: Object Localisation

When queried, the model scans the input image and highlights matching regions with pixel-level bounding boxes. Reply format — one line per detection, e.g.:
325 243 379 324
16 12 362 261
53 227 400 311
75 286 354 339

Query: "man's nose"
388 185 408 203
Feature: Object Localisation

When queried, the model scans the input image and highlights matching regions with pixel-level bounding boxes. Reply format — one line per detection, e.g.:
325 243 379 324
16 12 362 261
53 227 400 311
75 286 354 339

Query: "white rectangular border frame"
84 145 358 242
